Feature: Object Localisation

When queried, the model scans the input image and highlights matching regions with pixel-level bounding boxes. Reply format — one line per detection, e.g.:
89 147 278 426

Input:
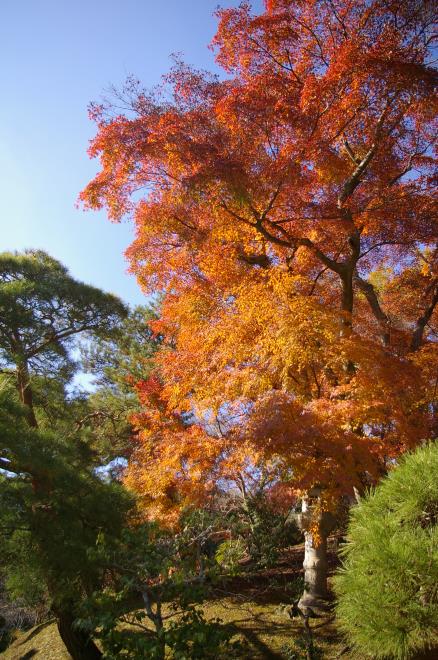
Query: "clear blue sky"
0 0 263 307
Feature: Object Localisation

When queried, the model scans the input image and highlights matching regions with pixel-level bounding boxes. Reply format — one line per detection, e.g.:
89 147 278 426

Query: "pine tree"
0 383 132 659
0 249 127 428
0 250 129 658
334 443 438 659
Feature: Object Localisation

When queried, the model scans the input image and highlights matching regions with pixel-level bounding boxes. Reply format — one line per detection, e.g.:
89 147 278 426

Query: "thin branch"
219 201 255 228
308 266 329 295
359 240 413 260
325 0 349 39
343 137 361 165
260 183 283 221
338 106 389 208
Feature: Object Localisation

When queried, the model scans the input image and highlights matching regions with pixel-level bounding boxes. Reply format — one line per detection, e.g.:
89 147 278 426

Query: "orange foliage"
81 0 438 521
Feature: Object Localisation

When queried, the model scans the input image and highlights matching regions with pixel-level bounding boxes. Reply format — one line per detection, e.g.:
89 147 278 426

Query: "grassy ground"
2 620 70 660
2 606 348 660
1 544 357 659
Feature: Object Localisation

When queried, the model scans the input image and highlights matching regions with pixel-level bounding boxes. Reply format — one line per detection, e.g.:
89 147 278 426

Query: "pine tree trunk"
16 360 38 428
56 610 102 660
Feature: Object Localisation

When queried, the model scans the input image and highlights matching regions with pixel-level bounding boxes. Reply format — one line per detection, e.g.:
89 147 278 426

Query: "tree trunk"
410 282 438 352
297 496 337 614
299 527 329 613
56 609 102 660
340 271 354 339
16 360 38 428
14 354 102 660
141 589 166 660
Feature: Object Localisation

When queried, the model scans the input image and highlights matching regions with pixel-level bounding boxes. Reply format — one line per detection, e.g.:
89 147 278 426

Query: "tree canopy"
0 249 127 427
81 0 438 512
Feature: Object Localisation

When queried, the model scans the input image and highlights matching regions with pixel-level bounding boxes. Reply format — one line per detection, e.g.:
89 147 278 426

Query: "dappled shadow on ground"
200 542 345 658
211 542 341 606
233 625 286 659
3 542 347 659
200 587 340 658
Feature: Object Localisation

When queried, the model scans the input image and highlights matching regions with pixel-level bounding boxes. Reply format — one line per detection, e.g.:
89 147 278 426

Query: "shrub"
82 604 243 659
243 494 301 567
334 443 438 659
281 636 324 660
215 539 246 575
78 522 245 659
165 607 245 659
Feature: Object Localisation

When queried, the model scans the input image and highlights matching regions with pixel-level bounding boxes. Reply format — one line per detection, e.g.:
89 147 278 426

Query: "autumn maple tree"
81 0 437 610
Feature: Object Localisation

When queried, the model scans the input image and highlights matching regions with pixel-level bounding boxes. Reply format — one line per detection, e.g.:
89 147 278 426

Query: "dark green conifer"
335 443 438 659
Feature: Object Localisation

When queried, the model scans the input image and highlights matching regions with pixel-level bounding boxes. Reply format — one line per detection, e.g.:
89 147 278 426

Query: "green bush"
165 607 245 659
215 539 246 575
242 494 301 567
77 522 245 659
281 636 324 660
334 442 438 659
83 605 243 659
